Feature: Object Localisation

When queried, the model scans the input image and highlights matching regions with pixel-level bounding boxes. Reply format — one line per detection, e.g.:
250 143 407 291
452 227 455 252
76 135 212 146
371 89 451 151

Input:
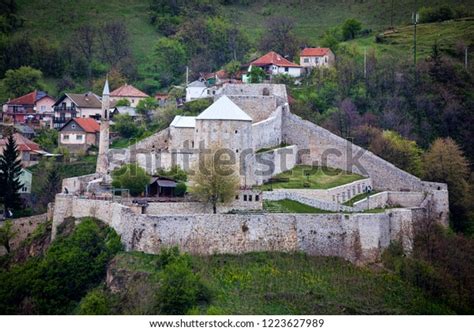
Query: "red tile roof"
251 51 301 68
67 118 100 133
300 48 331 57
8 91 38 105
0 133 42 152
110 84 149 98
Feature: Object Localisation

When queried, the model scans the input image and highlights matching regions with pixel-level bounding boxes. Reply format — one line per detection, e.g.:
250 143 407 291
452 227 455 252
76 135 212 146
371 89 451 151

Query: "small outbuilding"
146 177 178 197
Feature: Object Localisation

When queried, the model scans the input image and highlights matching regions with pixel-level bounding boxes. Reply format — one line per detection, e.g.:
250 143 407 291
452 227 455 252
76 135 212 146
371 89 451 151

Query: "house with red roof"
243 51 302 82
52 92 102 129
58 118 101 153
0 133 47 167
2 90 55 125
299 48 335 68
110 84 149 107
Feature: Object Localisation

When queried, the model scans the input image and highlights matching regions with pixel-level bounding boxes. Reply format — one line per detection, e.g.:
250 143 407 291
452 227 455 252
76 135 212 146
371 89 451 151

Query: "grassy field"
343 18 474 60
259 165 364 190
225 0 474 43
114 251 452 314
263 199 334 213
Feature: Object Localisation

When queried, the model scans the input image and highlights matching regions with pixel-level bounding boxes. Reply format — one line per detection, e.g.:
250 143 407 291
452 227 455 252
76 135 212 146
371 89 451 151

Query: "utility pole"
465 46 469 70
185 66 189 86
364 48 367 79
413 0 418 84
390 0 394 29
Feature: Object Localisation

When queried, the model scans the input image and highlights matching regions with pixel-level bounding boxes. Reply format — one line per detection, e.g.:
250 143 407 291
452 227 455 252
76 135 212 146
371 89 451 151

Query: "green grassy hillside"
16 0 159 71
110 251 451 314
226 0 474 43
344 18 474 58
14 0 474 70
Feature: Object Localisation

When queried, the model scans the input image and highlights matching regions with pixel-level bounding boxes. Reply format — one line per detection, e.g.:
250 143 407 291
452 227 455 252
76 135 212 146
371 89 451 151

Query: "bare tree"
74 24 96 86
259 16 299 59
98 21 132 69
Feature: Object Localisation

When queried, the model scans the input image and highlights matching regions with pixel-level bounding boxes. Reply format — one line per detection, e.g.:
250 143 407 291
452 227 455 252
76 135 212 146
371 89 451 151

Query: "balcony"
54 106 77 113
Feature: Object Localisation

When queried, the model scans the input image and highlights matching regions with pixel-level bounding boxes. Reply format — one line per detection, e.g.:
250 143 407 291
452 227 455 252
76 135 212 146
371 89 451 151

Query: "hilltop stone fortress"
52 83 449 264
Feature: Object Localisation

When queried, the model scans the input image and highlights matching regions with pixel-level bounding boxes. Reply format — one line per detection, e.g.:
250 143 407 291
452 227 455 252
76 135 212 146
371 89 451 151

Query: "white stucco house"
300 48 335 68
185 80 208 102
243 51 302 82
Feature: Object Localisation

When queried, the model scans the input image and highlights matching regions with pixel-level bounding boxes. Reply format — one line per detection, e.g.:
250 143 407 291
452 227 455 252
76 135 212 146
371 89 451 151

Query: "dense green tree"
341 18 362 40
151 37 187 87
111 163 150 197
0 133 24 214
423 138 471 233
155 248 209 314
112 114 141 139
1 66 42 98
136 97 159 116
0 218 122 314
248 66 266 83
223 60 241 79
369 130 423 177
40 163 61 208
33 128 58 152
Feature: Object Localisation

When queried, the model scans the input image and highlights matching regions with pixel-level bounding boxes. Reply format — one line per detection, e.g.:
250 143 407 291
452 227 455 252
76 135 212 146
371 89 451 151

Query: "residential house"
110 106 138 120
2 91 55 125
18 168 32 194
14 124 36 139
52 92 102 129
58 118 100 153
110 84 149 107
243 51 302 82
185 80 208 102
299 47 335 68
0 133 47 167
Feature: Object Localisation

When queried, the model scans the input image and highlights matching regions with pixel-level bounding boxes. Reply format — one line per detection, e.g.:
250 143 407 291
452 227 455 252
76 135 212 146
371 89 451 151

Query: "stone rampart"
51 194 424 263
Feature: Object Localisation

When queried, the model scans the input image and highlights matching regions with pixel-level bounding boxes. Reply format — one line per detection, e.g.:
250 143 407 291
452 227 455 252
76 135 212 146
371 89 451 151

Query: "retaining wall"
51 194 423 263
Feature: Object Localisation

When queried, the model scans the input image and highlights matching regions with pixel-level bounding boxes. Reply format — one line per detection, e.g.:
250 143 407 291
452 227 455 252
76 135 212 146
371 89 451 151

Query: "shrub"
419 6 454 23
157 165 188 182
77 288 111 315
175 182 187 197
0 218 122 314
155 250 210 314
112 164 151 197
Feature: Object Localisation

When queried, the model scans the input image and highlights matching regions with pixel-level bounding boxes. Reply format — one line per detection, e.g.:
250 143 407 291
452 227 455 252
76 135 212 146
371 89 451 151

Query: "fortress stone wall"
52 194 422 264
282 110 423 192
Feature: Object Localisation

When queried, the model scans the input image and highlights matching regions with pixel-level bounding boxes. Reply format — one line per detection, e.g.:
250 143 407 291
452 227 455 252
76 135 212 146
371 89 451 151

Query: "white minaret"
96 77 110 175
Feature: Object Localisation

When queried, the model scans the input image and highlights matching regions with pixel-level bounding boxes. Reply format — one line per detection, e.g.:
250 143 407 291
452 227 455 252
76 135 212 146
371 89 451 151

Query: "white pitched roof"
196 96 252 121
188 80 207 88
170 115 196 128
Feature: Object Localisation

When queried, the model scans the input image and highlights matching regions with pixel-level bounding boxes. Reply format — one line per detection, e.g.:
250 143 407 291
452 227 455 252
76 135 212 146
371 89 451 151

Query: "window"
22 186 28 192
249 195 252 202
255 195 259 201
284 67 289 72
236 149 239 153
71 124 76 129
303 58 309 63
63 134 69 140
235 195 239 200
235 130 238 134
243 195 247 201
40 105 46 112
76 134 83 141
